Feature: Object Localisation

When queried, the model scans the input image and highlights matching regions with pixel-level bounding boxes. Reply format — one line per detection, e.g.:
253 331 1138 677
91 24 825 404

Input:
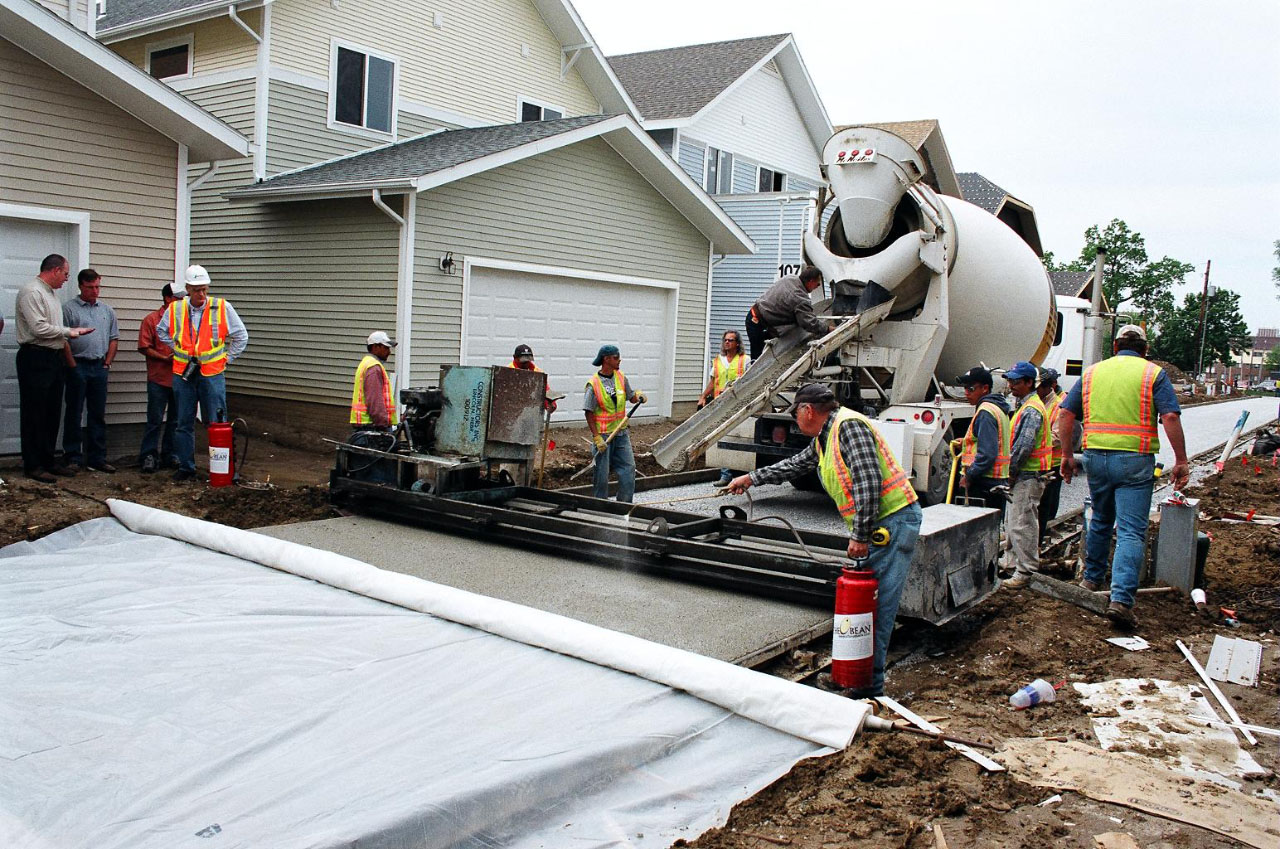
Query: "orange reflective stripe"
588 371 628 433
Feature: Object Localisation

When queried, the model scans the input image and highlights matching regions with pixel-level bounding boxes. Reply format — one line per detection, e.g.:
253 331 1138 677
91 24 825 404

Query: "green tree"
1066 220 1194 333
1264 345 1280 374
1150 287 1251 374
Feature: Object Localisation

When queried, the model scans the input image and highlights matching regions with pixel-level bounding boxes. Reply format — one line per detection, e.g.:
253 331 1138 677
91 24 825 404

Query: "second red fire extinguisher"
207 421 234 488
831 563 877 690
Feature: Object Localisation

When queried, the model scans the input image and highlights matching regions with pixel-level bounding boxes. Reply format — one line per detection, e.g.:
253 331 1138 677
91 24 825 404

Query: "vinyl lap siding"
0 36 178 426
412 137 709 400
706 195 811 354
677 139 705 186
731 159 756 194
270 0 599 125
109 12 261 77
267 80 452 174
189 171 400 405
184 78 256 137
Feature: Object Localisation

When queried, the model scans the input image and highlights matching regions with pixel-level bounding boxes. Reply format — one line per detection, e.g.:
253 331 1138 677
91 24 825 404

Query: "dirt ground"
2 414 1277 848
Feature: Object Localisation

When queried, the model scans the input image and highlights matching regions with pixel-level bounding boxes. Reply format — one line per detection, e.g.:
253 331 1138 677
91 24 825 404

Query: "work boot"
1079 578 1102 592
28 469 57 484
1106 602 1138 629
87 462 117 474
1003 574 1030 589
50 464 78 477
172 469 198 483
141 455 157 474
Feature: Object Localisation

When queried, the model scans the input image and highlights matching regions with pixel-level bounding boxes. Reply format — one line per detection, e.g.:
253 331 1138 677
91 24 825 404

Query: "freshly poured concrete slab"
256 515 830 667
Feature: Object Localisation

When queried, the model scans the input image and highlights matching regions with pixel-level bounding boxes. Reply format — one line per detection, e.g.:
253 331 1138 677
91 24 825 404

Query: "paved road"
639 396 1279 535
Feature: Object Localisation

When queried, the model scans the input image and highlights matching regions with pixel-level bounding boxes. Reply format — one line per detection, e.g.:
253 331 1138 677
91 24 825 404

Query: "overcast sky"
574 0 1280 330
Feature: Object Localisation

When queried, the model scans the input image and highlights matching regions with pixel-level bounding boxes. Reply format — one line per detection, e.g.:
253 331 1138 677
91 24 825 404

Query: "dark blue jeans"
1081 450 1156 607
63 359 109 467
173 372 227 473
592 429 635 503
864 502 923 694
139 381 177 464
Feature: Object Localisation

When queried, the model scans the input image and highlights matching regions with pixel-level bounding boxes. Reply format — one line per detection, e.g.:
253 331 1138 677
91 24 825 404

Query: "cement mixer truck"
654 126 1061 503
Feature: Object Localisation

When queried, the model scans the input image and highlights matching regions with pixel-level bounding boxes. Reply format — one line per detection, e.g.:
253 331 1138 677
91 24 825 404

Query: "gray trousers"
1007 475 1046 577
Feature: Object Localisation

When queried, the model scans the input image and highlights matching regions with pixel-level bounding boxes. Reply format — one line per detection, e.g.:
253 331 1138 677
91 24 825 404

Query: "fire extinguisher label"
831 613 873 661
209 447 231 474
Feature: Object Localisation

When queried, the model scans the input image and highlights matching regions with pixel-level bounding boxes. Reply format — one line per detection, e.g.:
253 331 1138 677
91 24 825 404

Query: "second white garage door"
462 261 676 422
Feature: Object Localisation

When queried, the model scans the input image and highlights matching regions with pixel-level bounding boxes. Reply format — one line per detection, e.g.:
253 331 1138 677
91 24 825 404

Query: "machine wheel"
921 440 954 506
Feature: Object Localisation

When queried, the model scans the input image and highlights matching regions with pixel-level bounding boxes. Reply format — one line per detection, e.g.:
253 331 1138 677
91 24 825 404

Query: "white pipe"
227 4 262 41
188 160 221 192
229 4 270 181
371 190 414 405
371 188 404 225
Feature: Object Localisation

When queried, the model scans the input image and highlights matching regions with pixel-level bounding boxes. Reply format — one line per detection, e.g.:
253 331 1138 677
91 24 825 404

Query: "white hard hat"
184 264 211 287
367 330 396 347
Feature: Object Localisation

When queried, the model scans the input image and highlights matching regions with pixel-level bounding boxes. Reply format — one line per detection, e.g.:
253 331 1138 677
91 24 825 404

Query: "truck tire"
921 440 954 506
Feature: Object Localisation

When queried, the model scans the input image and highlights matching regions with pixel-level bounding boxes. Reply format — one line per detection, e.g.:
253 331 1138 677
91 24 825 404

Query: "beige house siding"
184 78 257 136
0 35 179 425
270 0 600 125
110 11 261 77
412 137 709 400
267 80 453 173
189 182 401 405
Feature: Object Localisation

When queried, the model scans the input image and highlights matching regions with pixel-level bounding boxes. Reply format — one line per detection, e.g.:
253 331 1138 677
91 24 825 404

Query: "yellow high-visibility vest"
711 353 748 397
817 407 918 529
1082 356 1162 453
1011 392 1054 473
587 371 628 434
350 355 398 426
961 401 1011 479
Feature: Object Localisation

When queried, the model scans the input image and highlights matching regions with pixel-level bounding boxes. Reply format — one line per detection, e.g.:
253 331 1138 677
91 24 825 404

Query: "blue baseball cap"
1005 361 1039 381
592 344 620 367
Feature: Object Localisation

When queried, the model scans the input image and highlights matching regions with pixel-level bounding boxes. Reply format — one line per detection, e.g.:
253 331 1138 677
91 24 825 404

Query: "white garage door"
462 262 675 422
0 216 76 455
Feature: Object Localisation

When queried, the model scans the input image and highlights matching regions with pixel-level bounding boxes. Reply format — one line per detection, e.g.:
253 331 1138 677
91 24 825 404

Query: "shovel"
570 399 644 481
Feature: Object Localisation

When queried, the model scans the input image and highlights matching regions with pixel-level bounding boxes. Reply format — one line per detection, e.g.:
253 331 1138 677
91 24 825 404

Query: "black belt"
75 357 105 364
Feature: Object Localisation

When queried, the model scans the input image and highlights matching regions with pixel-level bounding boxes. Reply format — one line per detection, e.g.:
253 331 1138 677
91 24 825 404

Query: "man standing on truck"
953 366 1010 507
725 383 922 698
584 344 645 503
744 266 826 360
1002 362 1053 589
1058 325 1189 628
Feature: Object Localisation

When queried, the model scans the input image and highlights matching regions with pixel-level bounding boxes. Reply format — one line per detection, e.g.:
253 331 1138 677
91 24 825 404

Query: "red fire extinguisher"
207 421 234 488
831 563 876 689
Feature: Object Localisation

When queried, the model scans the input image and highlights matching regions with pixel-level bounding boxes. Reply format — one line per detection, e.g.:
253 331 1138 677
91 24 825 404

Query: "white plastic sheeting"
1 506 866 849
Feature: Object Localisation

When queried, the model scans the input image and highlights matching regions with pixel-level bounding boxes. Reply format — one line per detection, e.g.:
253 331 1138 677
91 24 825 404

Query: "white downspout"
175 143 189 280
229 3 270 181
372 190 416 408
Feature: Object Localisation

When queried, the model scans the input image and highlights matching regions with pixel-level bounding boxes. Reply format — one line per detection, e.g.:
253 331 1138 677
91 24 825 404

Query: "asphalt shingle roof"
233 115 613 193
608 34 788 121
836 119 938 150
98 0 212 31
1050 271 1092 298
956 172 1010 214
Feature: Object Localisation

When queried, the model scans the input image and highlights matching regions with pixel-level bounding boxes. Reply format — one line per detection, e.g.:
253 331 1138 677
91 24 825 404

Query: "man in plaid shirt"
727 384 922 696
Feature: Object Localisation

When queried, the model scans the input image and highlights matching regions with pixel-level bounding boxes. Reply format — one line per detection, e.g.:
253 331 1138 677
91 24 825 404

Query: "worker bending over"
727 383 922 697
583 344 645 503
745 265 826 360
698 329 750 485
1002 361 1053 589
351 331 397 431
954 366 1010 507
1058 325 1189 628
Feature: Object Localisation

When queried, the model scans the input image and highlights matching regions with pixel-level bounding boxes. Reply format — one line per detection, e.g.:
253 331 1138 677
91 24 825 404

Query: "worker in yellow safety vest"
1002 361 1054 588
1036 368 1069 541
1058 324 1190 629
697 329 751 485
726 383 922 697
583 344 645 503
953 366 1011 507
509 343 557 412
350 330 398 430
156 264 249 483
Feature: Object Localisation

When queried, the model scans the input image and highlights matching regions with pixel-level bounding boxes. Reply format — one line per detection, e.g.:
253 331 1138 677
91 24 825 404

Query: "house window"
758 167 786 192
519 98 563 122
96 0 106 17
146 37 192 80
705 148 733 194
332 43 397 134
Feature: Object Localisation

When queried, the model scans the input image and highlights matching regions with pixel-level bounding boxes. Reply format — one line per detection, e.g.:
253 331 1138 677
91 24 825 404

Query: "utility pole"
1082 248 1107 367
1195 260 1212 378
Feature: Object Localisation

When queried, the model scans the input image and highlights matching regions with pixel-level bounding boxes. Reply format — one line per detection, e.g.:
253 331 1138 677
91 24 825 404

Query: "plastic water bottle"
1009 678 1056 709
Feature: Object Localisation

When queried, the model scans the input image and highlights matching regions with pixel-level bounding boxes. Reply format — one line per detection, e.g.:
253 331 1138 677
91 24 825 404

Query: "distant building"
1206 328 1278 386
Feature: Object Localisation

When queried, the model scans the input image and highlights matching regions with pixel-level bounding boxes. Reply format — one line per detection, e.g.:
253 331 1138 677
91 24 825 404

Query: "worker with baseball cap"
157 264 249 482
726 383 921 697
351 331 397 430
1002 361 1053 589
508 344 557 412
953 366 1010 507
1035 367 1070 540
1058 323 1189 628
583 344 645 502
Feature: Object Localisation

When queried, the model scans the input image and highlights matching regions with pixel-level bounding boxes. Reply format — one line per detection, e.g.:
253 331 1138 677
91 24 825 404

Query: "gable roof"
1050 270 1092 299
609 34 831 151
957 171 1044 257
227 114 754 255
1 0 247 162
840 119 961 198
97 0 638 117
